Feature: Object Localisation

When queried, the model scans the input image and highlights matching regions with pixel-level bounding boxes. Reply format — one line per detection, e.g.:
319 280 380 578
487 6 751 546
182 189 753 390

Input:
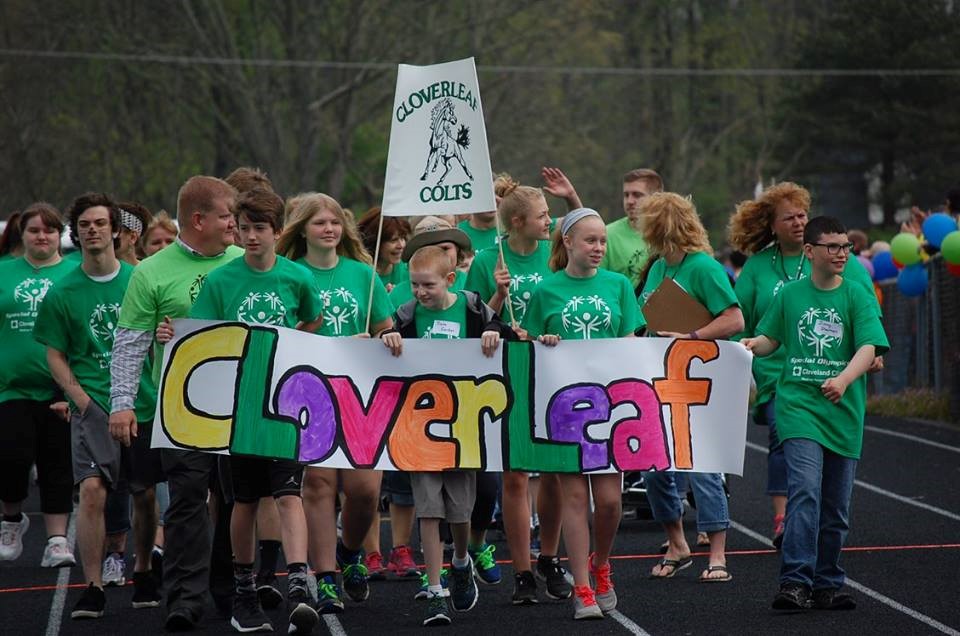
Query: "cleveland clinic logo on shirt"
237 292 286 326
561 295 612 339
320 287 360 335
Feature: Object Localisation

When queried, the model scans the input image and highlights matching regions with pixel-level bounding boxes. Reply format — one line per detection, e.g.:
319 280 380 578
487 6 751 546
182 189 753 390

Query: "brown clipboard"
641 276 713 334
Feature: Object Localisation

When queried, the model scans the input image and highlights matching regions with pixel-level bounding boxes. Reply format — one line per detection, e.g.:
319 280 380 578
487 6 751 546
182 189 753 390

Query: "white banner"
153 320 751 474
381 57 496 216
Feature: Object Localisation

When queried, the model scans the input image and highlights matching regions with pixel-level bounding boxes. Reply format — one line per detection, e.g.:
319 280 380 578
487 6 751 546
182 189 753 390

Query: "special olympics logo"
89 303 122 343
237 292 286 326
796 307 843 357
319 287 360 335
14 278 54 312
509 273 544 321
561 295 612 340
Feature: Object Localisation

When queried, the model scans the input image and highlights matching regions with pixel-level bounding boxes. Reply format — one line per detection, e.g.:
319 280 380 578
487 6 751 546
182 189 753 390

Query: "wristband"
688 330 699 339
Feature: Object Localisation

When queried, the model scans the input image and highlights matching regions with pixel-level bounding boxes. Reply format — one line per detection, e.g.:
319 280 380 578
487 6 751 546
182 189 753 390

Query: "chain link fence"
872 256 960 420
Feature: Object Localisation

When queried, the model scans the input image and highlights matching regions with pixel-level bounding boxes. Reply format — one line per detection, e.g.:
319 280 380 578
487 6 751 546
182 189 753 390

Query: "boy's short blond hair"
409 245 454 278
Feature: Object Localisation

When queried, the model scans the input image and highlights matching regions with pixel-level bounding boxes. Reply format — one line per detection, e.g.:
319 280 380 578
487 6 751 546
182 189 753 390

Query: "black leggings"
0 399 73 513
471 472 500 532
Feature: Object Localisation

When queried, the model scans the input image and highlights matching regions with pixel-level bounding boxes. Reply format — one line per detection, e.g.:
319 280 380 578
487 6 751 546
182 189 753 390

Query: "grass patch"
867 388 952 421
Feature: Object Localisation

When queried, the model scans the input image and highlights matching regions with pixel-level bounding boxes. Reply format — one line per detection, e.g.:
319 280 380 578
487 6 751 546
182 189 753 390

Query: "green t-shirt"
600 217 648 288
735 245 880 406
33 263 154 420
190 256 323 329
0 257 77 402
457 220 500 253
63 250 83 263
389 268 468 308
522 269 641 340
637 251 740 330
297 256 392 336
118 242 244 385
757 277 889 458
465 240 552 324
378 261 408 290
414 292 468 339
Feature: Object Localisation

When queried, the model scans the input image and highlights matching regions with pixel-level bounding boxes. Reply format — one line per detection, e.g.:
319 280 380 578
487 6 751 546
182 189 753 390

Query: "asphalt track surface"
2 415 958 635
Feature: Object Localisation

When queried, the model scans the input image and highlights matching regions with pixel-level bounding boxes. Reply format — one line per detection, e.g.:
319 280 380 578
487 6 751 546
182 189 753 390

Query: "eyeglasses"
810 242 854 255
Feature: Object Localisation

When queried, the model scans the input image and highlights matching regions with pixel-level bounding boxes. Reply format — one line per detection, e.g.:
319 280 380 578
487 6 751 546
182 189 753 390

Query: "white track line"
44 512 76 636
729 520 960 636
864 425 960 454
745 441 960 521
322 613 348 636
607 609 653 635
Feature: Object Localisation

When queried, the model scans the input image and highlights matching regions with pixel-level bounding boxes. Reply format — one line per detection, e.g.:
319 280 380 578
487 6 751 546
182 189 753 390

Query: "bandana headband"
119 209 143 235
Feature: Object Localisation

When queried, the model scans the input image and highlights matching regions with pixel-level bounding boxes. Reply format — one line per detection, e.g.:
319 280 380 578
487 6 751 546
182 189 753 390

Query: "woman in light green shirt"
357 207 411 294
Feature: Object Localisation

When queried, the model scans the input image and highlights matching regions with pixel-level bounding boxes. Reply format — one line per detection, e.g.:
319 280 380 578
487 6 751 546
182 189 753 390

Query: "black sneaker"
164 607 197 632
511 571 538 605
772 582 812 611
71 583 105 619
287 584 319 634
255 571 284 610
315 574 345 614
812 588 857 610
535 555 572 600
423 594 452 626
448 558 478 612
132 571 162 608
230 591 273 632
339 554 370 602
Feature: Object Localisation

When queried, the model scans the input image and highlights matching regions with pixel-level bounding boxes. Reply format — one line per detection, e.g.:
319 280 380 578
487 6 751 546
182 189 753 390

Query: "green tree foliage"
0 0 956 238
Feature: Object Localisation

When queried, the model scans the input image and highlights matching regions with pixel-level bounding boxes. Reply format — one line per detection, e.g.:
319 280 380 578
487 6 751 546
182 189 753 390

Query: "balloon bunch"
876 213 960 297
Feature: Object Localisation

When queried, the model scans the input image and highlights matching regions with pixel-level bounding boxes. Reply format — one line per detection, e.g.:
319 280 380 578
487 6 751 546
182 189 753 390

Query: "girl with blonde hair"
522 208 641 620
276 192 393 613
464 174 572 602
636 192 744 583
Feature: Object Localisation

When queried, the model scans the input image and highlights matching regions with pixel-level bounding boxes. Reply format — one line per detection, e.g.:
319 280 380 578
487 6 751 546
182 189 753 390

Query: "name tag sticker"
432 320 461 338
814 319 843 339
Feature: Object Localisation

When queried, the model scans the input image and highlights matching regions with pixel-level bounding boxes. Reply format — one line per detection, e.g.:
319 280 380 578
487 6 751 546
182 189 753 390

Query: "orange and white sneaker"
572 585 603 620
589 553 617 612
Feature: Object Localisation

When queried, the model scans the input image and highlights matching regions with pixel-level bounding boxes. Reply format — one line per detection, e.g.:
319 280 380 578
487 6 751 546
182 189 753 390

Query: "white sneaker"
41 536 76 568
102 552 126 586
0 513 30 561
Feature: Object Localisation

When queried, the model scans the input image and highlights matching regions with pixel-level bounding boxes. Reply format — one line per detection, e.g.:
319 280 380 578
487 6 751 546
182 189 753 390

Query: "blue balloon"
897 264 928 297
872 251 898 281
921 213 958 249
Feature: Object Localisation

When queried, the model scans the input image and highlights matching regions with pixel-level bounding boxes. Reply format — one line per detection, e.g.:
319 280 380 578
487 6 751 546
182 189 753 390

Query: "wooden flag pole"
364 213 385 334
494 214 518 328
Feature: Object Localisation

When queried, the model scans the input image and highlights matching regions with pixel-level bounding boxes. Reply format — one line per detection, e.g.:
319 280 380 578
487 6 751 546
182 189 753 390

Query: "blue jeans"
643 471 729 533
755 398 787 496
780 438 857 590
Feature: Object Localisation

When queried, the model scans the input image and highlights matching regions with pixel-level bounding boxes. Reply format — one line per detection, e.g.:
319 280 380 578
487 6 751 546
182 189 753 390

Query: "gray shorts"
72 400 121 489
410 471 476 523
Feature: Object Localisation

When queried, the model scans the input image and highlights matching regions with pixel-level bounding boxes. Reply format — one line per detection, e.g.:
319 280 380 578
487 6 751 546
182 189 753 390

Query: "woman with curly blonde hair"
728 182 875 548
276 192 393 612
636 192 743 583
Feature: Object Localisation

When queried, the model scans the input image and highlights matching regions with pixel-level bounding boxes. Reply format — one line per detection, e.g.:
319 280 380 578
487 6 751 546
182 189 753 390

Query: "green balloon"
942 231 960 265
890 232 921 266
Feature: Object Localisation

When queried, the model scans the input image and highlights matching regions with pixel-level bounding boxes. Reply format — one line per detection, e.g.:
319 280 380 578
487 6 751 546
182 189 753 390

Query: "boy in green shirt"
743 216 889 612
381 245 515 626
33 193 156 619
158 188 322 634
